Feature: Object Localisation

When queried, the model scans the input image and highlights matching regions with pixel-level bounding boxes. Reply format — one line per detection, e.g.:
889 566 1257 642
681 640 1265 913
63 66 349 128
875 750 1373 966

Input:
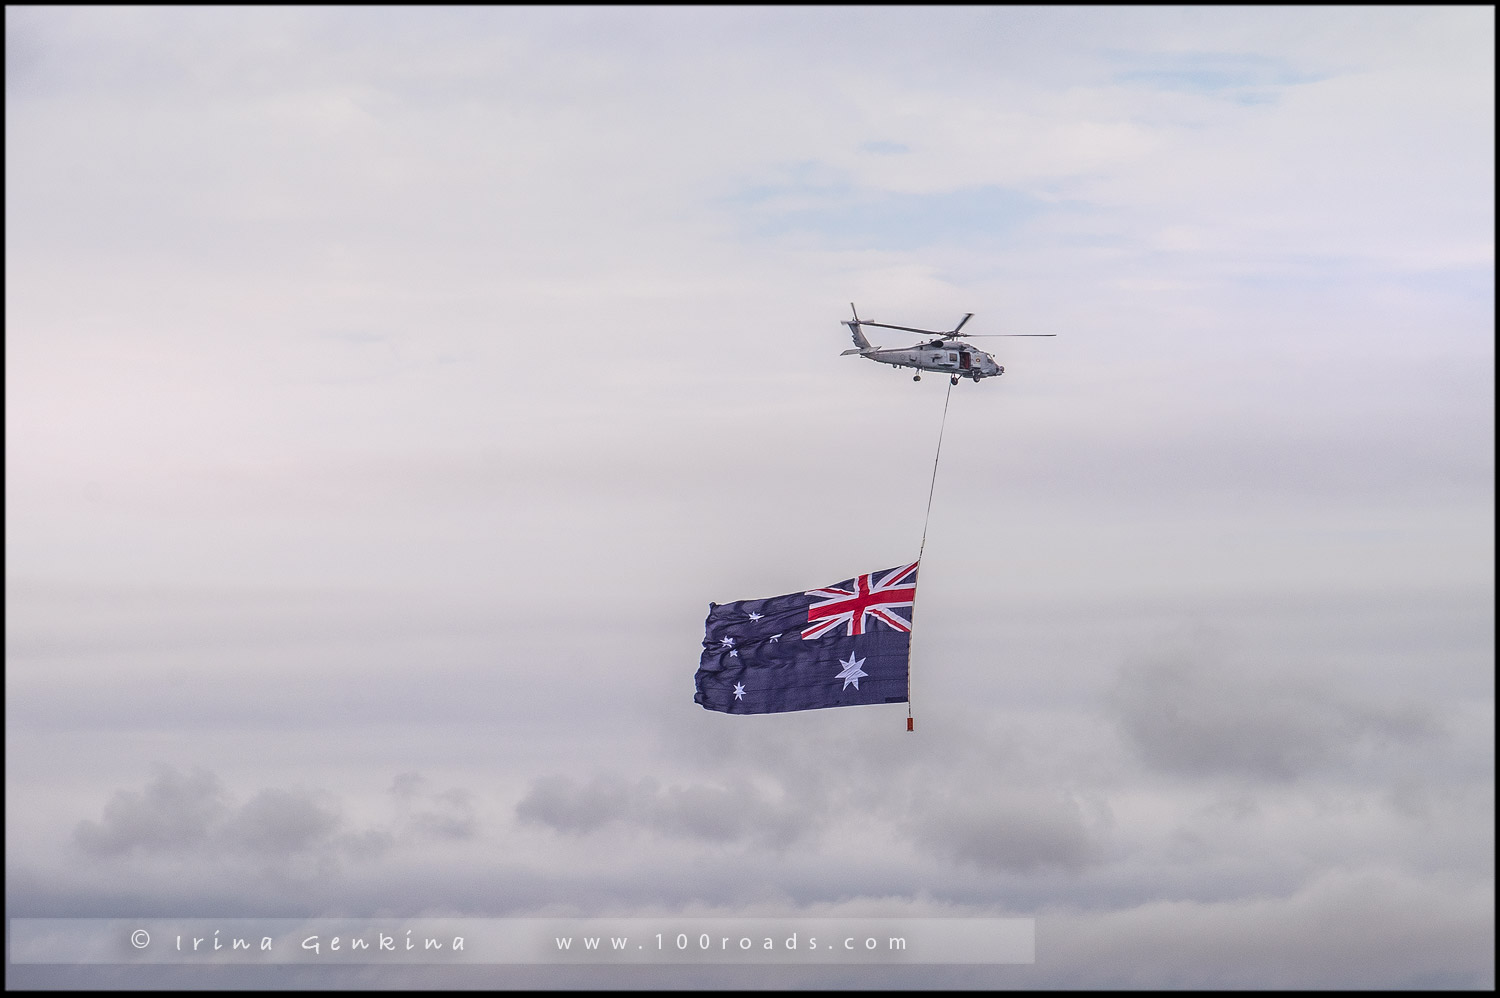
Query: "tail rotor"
843 302 873 351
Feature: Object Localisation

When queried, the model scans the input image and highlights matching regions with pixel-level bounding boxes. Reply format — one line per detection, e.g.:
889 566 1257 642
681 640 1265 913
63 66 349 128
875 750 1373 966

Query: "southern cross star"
835 653 868 690
720 636 734 649
747 612 763 622
733 683 746 700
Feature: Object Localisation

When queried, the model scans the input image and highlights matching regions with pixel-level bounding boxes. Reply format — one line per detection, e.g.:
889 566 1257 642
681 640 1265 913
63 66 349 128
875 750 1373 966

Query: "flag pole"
910 380 955 732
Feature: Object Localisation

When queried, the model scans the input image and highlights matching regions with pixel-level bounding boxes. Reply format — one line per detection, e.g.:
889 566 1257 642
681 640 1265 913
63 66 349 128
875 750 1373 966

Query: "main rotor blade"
856 320 953 336
949 333 1057 337
952 313 973 334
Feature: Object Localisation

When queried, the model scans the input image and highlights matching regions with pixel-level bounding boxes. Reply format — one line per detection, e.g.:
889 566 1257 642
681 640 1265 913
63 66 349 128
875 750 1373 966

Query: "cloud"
73 766 344 861
72 765 229 857
1107 648 1442 781
1037 868 1495 988
224 787 342 856
515 773 804 849
72 766 481 865
1108 51 1325 103
390 772 478 841
516 714 1110 876
728 173 1046 249
906 788 1098 873
514 774 640 835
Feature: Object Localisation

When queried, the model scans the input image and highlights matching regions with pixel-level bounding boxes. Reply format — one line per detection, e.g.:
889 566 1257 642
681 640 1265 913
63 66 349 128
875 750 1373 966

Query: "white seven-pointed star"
733 683 746 700
729 649 738 657
720 636 734 649
747 612 763 622
835 653 868 690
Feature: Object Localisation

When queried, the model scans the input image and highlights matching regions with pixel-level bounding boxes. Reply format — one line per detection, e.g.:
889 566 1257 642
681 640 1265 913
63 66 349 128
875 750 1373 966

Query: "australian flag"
695 562 917 715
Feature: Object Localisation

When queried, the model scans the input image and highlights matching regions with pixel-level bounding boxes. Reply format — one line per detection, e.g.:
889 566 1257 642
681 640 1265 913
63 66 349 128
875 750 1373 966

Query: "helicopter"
840 303 1054 384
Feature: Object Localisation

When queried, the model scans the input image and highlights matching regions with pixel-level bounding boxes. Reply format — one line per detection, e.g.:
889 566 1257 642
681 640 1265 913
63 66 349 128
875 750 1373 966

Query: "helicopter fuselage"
853 342 1003 381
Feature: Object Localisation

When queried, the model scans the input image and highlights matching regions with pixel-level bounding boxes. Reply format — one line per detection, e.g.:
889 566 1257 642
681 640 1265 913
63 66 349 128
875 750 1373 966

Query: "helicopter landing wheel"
972 372 981 382
950 375 959 385
913 374 921 382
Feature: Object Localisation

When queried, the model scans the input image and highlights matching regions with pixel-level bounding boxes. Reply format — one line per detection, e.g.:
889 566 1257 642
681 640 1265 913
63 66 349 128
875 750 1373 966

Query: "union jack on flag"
801 561 919 640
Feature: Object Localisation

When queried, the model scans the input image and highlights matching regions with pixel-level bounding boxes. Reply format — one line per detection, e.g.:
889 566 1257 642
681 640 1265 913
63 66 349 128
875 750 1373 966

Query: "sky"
5 5 1494 989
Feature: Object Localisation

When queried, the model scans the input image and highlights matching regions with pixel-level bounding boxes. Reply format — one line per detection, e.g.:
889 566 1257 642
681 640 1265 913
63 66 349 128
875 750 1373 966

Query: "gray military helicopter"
841 303 1055 383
